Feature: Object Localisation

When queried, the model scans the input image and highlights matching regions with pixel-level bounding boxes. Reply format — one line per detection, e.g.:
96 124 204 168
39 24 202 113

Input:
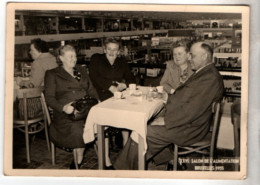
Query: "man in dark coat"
114 41 224 170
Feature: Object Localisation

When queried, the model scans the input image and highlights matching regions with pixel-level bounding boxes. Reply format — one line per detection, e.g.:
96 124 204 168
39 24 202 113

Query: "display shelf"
15 30 169 44
220 71 241 77
213 53 241 58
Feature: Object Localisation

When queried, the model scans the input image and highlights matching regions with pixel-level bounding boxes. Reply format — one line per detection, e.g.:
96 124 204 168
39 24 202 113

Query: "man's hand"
170 89 175 94
62 102 74 114
150 117 165 126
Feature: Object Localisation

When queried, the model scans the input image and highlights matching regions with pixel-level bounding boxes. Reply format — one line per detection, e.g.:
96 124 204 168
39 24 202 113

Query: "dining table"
83 86 165 170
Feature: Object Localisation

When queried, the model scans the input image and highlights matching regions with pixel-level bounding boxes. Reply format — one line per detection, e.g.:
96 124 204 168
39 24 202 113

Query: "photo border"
4 2 249 179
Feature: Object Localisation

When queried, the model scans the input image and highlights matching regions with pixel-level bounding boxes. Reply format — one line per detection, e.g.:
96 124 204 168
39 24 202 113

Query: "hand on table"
116 82 127 91
109 85 119 94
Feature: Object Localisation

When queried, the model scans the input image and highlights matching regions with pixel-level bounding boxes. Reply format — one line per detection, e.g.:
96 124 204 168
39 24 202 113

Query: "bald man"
114 41 224 170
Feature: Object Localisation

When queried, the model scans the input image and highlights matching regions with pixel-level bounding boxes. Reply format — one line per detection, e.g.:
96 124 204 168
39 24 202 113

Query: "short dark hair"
31 38 49 53
104 37 122 50
171 39 191 53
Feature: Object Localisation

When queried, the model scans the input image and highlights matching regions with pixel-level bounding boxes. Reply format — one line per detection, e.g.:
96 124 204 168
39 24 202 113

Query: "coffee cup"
156 86 164 93
114 91 122 99
129 83 136 90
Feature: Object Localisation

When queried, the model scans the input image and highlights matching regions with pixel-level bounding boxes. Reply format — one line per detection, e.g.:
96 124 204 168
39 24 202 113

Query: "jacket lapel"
55 66 77 83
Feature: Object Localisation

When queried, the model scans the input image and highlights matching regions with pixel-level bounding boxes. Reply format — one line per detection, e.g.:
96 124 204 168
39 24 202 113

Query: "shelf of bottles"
214 50 241 98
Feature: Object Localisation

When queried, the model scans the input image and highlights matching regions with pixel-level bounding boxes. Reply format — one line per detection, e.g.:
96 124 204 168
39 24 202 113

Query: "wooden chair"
231 99 240 171
40 92 79 169
13 87 50 163
173 102 221 171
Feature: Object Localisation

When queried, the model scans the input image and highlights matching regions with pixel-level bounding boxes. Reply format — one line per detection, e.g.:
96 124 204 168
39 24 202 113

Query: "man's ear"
202 53 207 61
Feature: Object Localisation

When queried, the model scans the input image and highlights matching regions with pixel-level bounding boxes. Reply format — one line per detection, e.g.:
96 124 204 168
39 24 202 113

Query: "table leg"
97 125 105 170
138 134 145 170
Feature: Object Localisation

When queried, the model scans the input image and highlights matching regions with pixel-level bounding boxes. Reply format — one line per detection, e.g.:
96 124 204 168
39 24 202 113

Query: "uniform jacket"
89 53 135 101
160 61 193 93
164 63 224 146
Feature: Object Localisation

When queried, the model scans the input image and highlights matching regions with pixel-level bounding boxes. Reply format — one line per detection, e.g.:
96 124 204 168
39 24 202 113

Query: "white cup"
129 83 136 90
114 91 122 99
156 86 164 93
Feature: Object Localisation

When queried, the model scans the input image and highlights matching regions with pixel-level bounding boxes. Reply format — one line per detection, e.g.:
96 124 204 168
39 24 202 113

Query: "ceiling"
16 10 241 22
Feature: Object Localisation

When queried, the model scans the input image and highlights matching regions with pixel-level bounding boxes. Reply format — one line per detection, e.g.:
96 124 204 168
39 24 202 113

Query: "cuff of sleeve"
170 89 175 94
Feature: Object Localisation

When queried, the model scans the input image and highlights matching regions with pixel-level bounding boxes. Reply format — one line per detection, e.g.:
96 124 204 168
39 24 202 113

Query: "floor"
12 129 166 170
13 128 238 171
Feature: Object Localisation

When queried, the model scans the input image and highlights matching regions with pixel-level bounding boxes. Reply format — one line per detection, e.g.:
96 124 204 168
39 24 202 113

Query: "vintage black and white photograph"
4 3 249 179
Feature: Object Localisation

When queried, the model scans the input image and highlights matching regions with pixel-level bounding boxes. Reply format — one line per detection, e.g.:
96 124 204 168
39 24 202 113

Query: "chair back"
15 87 44 121
16 87 43 99
40 92 51 126
210 101 221 157
41 92 57 166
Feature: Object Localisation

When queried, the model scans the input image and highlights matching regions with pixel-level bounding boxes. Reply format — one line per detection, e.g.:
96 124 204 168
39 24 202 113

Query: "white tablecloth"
83 86 164 151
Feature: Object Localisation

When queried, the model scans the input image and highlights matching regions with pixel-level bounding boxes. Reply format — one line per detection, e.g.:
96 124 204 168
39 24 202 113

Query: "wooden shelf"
213 53 241 58
168 28 235 31
220 71 241 77
15 30 169 44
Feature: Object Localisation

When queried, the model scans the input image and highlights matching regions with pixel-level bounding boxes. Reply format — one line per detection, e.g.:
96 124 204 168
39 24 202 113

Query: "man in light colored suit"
114 41 224 170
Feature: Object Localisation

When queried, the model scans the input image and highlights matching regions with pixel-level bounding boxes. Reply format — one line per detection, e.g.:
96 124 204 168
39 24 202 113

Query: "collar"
195 62 213 73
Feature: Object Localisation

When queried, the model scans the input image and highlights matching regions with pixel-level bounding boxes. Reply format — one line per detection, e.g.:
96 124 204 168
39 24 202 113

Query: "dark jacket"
164 63 224 146
44 66 99 148
89 53 135 101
